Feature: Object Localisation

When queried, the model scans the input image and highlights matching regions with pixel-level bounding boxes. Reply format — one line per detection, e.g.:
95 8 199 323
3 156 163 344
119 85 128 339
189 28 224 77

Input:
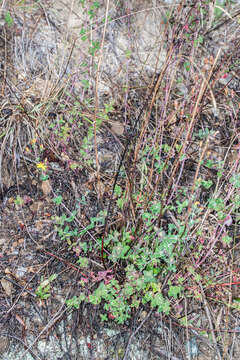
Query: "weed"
4 11 13 27
36 274 58 300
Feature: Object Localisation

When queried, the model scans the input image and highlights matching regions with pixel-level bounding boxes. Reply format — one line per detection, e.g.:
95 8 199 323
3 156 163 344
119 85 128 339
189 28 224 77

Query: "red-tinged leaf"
108 312 115 320
223 214 232 227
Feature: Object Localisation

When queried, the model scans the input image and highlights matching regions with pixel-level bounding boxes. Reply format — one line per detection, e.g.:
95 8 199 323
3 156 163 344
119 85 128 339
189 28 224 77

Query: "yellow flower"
37 162 47 171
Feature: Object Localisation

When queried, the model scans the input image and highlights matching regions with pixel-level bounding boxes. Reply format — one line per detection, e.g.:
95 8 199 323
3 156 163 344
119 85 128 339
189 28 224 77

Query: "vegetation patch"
1 0 240 359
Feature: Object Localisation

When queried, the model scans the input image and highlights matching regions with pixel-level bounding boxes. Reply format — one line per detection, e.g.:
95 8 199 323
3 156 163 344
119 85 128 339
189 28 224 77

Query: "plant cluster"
6 0 239 333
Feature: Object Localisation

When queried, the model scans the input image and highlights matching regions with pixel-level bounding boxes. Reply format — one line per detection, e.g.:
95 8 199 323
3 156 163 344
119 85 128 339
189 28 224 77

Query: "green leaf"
70 162 79 170
100 313 108 322
48 274 58 282
40 174 49 181
117 197 125 209
184 61 190 71
151 293 170 314
14 195 24 206
168 285 182 299
201 179 213 189
114 185 122 196
208 198 224 211
176 199 188 214
143 270 156 284
5 11 13 26
221 235 232 245
53 195 63 205
81 79 89 88
77 256 89 267
214 2 224 20
65 210 77 222
230 174 240 188
125 49 132 58
66 294 85 309
80 28 86 35
205 159 214 168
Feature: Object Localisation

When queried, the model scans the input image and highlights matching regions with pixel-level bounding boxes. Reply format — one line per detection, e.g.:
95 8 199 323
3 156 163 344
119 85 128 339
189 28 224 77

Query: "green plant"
53 209 78 244
19 0 239 333
14 195 24 206
36 274 58 300
5 11 13 26
65 198 189 322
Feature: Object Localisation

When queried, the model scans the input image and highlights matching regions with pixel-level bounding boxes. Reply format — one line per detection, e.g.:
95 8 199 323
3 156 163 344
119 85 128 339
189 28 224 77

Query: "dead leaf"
111 121 124 135
61 152 70 161
1 278 13 296
41 180 52 196
28 266 35 273
35 221 43 231
25 77 53 99
139 310 147 321
30 200 44 212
